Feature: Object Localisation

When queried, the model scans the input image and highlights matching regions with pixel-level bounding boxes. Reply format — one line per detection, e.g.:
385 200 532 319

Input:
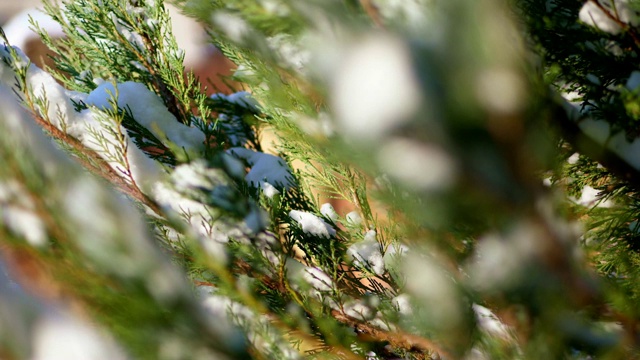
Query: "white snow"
369 316 393 332
266 34 310 72
576 185 614 208
221 152 246 179
211 92 257 109
64 177 156 278
320 203 339 222
565 94 640 173
32 315 127 360
404 254 461 325
171 160 214 190
567 152 580 165
0 181 47 247
198 231 228 264
285 259 334 293
261 181 280 198
392 293 412 315
211 12 251 43
345 211 362 225
378 138 456 191
2 8 65 50
347 230 385 275
109 13 145 50
364 229 377 243
228 147 295 190
475 67 526 114
365 351 380 360
3 208 47 247
126 139 164 189
343 300 374 320
259 0 290 16
201 292 300 359
232 65 256 80
152 170 221 241
382 242 409 270
75 109 162 189
560 89 586 121
226 91 260 112
303 266 333 293
331 34 421 140
374 0 433 32
288 210 336 238
86 81 205 152
467 222 543 291
627 71 640 90
472 304 512 340
152 161 260 245
0 46 79 131
579 0 638 34
293 112 335 137
0 50 163 189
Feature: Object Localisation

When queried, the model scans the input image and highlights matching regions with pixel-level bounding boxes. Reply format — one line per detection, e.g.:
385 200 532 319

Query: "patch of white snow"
289 210 336 238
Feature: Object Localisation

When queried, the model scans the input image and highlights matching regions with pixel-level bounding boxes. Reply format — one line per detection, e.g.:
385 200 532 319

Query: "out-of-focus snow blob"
579 0 639 34
32 315 128 360
475 67 526 114
347 230 385 275
345 211 362 225
378 138 456 191
331 34 421 140
404 254 462 327
575 185 614 208
472 304 513 340
2 7 64 52
627 71 640 91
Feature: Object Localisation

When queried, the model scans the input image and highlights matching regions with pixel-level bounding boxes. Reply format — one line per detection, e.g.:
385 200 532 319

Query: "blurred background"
0 0 236 94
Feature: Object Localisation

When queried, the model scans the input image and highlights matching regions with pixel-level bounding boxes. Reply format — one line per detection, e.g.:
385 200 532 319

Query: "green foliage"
4 0 640 359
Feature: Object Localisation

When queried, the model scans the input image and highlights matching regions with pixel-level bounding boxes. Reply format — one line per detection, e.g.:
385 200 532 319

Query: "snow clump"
579 0 639 35
285 259 334 294
289 210 336 238
331 34 421 140
347 230 385 275
86 81 205 152
228 147 296 194
320 203 339 222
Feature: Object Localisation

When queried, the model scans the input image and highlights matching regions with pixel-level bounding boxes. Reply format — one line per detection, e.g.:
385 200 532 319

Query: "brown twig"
23 105 162 215
553 100 640 191
102 4 188 124
138 30 188 123
233 257 445 359
360 0 384 28
332 310 449 359
588 0 640 49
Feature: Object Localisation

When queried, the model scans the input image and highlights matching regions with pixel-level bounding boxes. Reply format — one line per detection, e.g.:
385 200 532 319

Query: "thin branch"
359 0 384 28
589 0 640 49
234 257 445 359
553 100 640 190
331 310 448 359
24 105 162 215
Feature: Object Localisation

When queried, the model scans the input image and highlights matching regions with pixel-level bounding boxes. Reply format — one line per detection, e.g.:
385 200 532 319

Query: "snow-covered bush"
1 0 640 358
